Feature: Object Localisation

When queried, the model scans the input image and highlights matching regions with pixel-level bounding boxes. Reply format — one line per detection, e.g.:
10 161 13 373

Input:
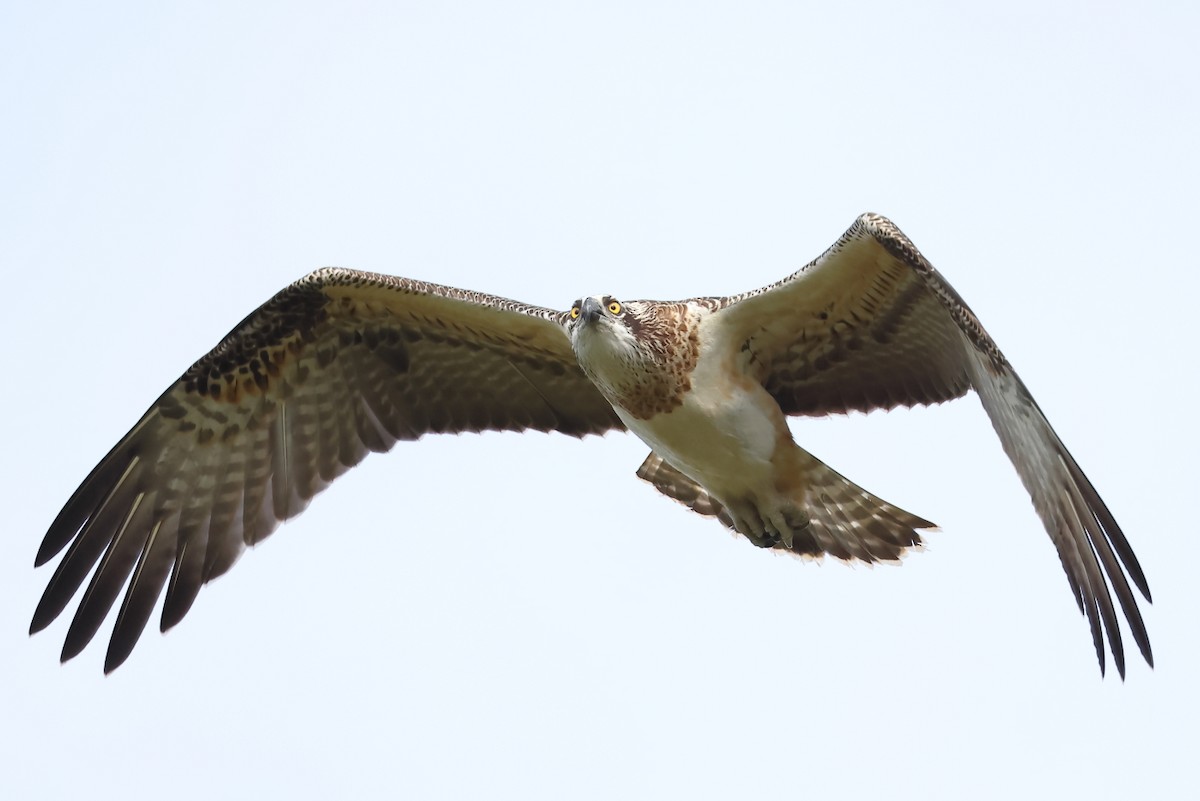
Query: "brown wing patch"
709 220 972 417
181 277 330 402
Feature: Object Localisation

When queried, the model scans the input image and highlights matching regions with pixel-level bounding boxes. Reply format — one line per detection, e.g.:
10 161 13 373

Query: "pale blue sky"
2 2 1197 799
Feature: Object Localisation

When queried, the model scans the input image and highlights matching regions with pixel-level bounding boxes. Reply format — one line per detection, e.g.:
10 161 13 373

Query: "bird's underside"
31 213 1152 678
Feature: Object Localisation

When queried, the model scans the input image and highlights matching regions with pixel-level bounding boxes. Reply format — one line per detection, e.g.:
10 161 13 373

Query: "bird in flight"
31 213 1152 677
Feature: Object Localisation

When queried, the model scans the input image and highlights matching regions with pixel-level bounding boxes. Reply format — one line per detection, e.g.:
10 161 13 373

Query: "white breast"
615 327 787 500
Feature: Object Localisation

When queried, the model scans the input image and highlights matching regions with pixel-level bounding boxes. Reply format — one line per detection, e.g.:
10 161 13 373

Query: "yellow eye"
608 301 622 314
570 306 580 319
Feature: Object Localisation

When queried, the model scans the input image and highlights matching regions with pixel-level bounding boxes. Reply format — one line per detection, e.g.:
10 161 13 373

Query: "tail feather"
636 452 735 528
636 450 934 563
801 455 933 562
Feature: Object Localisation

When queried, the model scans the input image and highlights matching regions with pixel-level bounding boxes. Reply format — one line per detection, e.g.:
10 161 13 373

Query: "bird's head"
567 294 640 348
565 295 649 387
565 294 700 417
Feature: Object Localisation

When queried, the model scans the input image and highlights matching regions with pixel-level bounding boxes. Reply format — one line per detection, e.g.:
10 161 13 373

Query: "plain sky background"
2 2 1197 799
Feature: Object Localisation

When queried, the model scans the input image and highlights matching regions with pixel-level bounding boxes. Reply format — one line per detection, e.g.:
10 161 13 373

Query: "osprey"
31 213 1152 677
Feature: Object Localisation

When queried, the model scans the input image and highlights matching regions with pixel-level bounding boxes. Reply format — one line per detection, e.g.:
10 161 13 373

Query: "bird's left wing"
33 267 623 671
708 213 1151 677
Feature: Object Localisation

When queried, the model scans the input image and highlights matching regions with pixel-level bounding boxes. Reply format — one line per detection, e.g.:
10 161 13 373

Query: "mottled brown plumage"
574 301 702 419
31 213 1151 678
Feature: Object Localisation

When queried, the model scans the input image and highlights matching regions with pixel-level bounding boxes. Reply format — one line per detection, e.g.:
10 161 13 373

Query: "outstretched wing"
710 213 1151 677
32 267 623 672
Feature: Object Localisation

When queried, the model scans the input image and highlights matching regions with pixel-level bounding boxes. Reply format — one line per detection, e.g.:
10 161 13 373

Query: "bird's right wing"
33 268 623 672
709 213 1151 677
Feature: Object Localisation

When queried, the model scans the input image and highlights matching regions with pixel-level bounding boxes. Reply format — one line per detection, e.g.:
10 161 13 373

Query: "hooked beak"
580 296 603 324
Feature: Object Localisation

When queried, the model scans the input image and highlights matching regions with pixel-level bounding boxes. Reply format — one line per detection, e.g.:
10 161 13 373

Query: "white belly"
614 353 788 500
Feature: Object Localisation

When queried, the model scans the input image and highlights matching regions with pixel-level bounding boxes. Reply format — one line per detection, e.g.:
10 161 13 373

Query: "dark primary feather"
33 268 623 672
712 213 1151 676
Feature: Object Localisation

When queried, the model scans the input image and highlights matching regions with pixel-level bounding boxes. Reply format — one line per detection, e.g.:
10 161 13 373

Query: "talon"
745 530 780 549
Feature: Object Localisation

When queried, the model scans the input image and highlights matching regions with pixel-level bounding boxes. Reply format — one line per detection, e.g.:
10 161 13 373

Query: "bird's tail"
636 450 935 563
